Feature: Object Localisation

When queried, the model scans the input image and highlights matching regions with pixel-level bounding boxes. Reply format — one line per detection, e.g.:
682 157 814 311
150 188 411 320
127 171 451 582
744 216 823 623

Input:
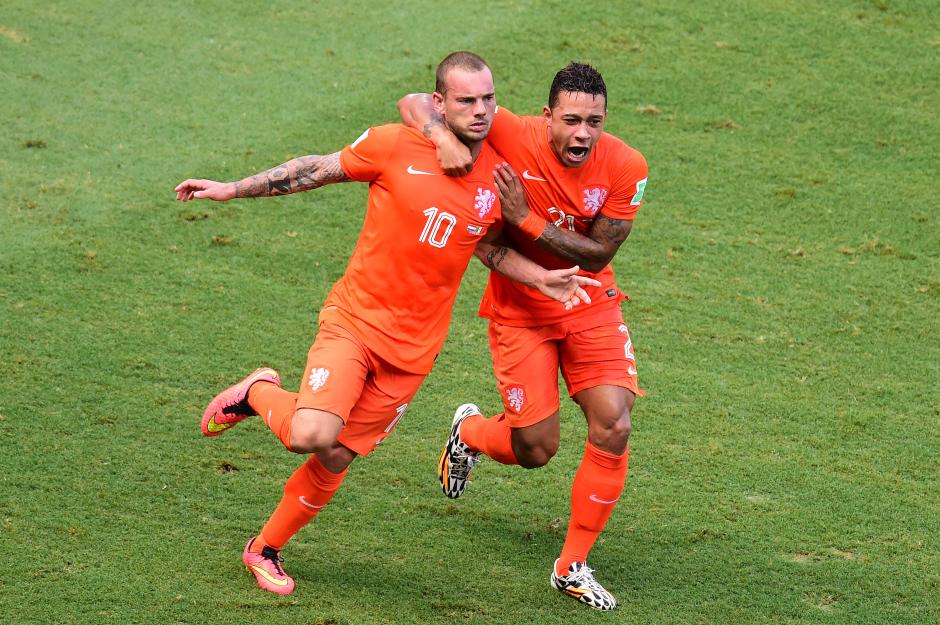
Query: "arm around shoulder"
396 93 472 175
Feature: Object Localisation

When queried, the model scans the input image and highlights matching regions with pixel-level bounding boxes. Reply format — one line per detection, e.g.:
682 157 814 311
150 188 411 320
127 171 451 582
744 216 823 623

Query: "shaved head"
436 51 490 94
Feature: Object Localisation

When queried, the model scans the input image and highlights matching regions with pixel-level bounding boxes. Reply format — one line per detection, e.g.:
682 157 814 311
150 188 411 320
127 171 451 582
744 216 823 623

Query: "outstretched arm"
493 163 632 273
175 152 350 202
397 93 473 176
474 231 601 311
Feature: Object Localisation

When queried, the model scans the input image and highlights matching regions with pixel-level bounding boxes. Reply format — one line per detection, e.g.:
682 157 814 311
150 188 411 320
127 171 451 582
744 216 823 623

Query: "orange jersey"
322 124 502 374
480 107 648 326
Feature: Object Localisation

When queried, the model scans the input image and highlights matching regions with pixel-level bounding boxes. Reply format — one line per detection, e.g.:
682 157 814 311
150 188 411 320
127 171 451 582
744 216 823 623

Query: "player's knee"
289 409 343 454
514 440 558 469
588 406 632 453
318 445 356 473
289 424 337 454
611 413 632 443
510 412 560 468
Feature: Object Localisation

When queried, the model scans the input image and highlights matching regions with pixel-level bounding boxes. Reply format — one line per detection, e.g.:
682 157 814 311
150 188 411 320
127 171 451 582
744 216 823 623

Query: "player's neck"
462 139 484 163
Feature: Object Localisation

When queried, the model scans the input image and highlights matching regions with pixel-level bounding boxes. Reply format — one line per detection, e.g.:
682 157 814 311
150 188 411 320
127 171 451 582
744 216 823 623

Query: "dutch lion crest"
308 368 330 392
506 386 525 412
582 187 609 216
475 187 496 219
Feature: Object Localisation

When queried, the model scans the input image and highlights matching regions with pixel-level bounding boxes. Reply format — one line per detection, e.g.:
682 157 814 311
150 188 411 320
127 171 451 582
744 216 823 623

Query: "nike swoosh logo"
206 416 234 433
522 170 547 182
407 165 435 176
298 496 325 510
589 494 620 505
248 564 290 586
628 366 638 376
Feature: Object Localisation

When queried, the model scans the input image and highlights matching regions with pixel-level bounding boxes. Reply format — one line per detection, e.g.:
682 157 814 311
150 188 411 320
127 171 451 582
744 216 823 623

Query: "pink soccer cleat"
242 538 295 595
201 367 280 437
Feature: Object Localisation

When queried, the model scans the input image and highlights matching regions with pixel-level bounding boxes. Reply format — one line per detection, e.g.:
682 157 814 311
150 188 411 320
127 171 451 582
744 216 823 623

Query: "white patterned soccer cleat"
437 403 482 498
550 559 617 611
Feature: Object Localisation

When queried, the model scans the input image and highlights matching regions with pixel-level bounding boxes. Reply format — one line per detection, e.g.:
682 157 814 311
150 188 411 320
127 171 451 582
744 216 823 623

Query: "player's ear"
543 105 552 123
432 91 446 115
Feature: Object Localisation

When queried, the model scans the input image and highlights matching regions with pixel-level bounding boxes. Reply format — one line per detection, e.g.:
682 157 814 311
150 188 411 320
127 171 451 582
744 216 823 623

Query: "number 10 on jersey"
419 207 457 248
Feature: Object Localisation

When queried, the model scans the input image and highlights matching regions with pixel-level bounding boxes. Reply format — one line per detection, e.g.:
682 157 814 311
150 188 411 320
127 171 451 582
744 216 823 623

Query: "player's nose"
573 124 591 141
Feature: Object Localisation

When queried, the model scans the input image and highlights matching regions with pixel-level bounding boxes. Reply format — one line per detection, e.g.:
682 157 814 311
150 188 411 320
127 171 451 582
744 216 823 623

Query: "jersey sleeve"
486 106 526 153
339 124 400 182
598 144 649 221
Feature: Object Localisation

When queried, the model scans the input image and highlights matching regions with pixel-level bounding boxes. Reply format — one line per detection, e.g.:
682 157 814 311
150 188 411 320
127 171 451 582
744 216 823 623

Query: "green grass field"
2 1 938 623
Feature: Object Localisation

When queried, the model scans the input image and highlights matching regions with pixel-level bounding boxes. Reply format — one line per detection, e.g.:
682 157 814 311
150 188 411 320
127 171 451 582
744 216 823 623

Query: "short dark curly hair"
548 62 607 109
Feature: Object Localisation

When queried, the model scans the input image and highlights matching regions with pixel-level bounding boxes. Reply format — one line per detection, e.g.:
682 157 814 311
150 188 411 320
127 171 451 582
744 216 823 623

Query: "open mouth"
567 146 589 162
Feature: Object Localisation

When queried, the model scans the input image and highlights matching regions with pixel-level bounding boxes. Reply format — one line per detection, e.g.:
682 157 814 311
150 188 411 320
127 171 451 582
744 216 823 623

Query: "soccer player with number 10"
174 52 598 595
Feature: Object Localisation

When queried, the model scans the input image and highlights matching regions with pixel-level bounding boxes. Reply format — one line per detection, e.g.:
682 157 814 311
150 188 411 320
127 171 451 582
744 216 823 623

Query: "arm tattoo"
536 214 632 272
234 152 350 198
483 245 510 270
590 214 631 248
422 112 445 139
267 167 292 195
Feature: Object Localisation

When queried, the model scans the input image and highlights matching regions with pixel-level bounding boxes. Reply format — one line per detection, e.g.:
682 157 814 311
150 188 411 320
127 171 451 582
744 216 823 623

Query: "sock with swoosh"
248 381 297 450
459 413 519 465
252 455 348 552
556 439 629 575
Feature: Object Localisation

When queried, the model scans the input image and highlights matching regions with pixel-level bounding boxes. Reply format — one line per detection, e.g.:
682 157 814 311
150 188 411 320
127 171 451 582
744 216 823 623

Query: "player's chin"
458 125 490 143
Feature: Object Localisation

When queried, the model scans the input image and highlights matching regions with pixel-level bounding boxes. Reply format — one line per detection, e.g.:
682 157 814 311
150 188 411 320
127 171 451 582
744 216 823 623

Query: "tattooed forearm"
536 214 633 273
422 113 446 139
536 223 597 268
233 175 268 198
267 166 292 195
591 214 632 247
484 245 510 270
404 93 447 139
233 152 350 198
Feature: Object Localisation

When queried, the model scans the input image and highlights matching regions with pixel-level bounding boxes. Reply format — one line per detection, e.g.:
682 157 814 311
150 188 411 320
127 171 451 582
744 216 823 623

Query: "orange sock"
556 440 629 574
251 455 348 552
460 413 518 465
248 381 297 450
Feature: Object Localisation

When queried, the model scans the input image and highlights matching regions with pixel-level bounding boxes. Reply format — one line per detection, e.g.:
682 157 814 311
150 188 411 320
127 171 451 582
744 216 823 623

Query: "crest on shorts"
506 385 525 413
475 187 496 219
308 367 330 392
582 186 608 216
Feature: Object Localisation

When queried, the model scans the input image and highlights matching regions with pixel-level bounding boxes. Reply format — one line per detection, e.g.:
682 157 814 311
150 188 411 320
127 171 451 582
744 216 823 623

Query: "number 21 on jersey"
547 207 577 231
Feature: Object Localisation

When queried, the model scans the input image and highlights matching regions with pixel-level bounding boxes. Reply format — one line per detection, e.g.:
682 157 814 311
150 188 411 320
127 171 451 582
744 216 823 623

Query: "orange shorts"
487 306 641 428
297 322 425 456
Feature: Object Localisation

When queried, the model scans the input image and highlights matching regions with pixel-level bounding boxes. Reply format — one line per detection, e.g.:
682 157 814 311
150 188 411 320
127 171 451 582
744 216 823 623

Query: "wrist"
517 210 546 241
530 269 548 291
